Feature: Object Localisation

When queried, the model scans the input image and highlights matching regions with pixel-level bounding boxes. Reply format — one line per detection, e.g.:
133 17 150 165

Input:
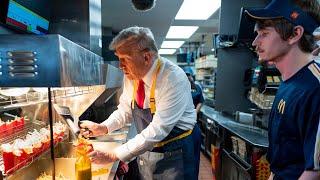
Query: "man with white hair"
81 26 201 180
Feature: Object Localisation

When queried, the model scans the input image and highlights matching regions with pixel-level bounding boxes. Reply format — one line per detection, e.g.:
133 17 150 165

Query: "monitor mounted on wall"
0 0 50 35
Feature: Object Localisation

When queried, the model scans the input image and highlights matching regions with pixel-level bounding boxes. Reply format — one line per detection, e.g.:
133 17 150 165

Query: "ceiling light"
159 49 176 55
166 26 199 39
161 41 185 48
175 0 221 20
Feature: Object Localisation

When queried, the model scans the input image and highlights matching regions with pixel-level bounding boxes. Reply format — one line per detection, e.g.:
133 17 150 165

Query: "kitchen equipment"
53 104 80 139
3 112 16 119
0 34 123 179
0 88 30 97
235 111 254 126
0 34 104 87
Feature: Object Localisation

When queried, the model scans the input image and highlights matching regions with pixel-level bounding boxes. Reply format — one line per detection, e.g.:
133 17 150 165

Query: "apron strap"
154 129 193 148
150 60 161 114
132 81 138 109
132 59 162 114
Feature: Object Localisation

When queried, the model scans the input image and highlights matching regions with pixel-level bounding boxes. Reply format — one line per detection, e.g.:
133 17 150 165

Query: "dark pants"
123 159 140 180
137 125 201 180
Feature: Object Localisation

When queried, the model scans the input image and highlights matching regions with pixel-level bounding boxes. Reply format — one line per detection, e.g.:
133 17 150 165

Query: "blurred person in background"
185 69 204 114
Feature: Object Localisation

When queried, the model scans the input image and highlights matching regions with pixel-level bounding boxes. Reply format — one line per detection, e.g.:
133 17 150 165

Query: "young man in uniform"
80 26 201 180
246 0 320 179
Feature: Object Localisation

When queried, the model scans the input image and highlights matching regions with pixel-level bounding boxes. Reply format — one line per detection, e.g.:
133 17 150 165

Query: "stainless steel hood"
0 34 105 87
0 33 123 128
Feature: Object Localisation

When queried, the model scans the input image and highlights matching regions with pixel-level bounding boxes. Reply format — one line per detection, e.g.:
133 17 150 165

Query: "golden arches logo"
277 99 285 114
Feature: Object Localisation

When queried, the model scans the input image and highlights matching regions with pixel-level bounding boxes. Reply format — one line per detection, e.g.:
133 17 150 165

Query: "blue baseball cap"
184 68 194 76
245 0 319 34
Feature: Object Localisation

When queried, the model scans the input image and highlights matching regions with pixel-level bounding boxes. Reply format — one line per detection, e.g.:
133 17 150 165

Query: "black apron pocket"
137 149 184 180
153 149 184 180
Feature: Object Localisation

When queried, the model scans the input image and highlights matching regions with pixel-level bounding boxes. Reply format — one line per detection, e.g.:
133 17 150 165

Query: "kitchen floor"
198 152 213 180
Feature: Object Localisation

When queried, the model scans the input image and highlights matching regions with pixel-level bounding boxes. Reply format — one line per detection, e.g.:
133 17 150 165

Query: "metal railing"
0 87 94 110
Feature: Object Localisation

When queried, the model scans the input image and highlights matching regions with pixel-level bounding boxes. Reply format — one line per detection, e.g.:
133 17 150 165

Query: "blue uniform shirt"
191 84 204 108
267 61 320 179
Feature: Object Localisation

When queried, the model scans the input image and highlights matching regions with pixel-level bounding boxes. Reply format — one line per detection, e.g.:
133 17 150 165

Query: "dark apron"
131 101 201 180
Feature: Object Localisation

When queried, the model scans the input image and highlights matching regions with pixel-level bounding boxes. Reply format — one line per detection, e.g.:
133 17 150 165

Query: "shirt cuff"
113 144 134 162
101 119 117 134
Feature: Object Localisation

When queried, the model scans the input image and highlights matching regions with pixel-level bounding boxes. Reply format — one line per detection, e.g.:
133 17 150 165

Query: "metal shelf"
51 86 94 99
0 87 94 112
248 88 274 110
202 85 215 89
177 62 194 66
0 120 46 174
0 120 67 176
0 92 48 112
0 120 46 144
195 66 216 69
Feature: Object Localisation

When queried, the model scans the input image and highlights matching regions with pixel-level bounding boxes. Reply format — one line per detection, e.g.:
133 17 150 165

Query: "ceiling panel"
101 0 220 55
102 0 183 47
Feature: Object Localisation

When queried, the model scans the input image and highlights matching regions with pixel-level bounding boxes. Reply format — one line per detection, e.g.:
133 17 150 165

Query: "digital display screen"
0 0 50 34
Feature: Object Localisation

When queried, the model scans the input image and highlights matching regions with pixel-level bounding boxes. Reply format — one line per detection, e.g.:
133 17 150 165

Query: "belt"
154 129 193 148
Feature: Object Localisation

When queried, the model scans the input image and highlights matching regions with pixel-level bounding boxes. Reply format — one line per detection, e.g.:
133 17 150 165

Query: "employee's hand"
88 150 118 164
79 120 108 138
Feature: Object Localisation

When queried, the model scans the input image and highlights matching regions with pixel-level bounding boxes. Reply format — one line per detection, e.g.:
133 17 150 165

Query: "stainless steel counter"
93 123 133 180
201 105 269 148
3 124 131 180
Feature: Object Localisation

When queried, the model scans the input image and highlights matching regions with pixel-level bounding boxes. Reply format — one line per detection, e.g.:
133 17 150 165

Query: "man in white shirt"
80 26 201 180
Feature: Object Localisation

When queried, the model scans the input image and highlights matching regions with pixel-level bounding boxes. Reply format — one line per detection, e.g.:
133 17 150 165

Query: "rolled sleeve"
101 80 133 133
114 143 134 161
114 80 191 161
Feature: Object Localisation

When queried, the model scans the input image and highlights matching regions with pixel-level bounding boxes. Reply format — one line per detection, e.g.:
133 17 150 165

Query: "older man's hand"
88 150 118 164
79 120 108 138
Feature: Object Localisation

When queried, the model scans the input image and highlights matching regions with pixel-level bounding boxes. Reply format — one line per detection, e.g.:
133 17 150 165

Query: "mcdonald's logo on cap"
290 11 299 20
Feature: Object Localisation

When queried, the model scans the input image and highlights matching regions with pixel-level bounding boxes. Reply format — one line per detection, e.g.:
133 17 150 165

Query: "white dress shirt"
102 56 196 161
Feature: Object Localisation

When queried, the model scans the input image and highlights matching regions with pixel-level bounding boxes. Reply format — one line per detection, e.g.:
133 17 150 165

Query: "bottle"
74 138 92 180
75 153 92 180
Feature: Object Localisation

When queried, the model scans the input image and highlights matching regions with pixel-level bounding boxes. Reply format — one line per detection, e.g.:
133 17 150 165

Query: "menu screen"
0 0 50 34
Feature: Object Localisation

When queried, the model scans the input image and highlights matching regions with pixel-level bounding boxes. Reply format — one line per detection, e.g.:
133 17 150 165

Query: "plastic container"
74 138 93 180
75 152 92 180
6 121 14 135
75 159 92 180
0 122 7 135
3 151 14 173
